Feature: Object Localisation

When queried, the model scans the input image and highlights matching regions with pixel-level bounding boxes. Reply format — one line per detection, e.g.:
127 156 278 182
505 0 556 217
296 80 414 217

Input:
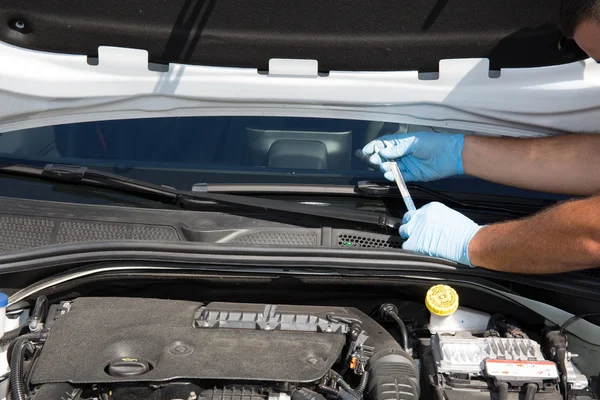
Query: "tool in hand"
375 143 416 212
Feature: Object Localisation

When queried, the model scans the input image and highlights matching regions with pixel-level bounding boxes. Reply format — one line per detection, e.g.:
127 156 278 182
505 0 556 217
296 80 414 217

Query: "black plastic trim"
0 240 457 275
1 241 599 304
0 164 401 231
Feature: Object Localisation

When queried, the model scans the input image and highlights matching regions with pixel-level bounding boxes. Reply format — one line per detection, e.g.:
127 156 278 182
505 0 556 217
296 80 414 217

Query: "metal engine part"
431 332 558 381
422 333 566 400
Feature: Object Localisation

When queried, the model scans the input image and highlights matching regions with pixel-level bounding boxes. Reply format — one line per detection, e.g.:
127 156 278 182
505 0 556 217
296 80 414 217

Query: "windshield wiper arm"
196 180 536 217
0 164 401 231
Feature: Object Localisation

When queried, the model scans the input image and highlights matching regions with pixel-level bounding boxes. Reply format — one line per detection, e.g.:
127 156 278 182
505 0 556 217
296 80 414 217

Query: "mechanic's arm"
464 134 600 196
468 195 600 273
399 198 600 274
362 132 600 273
361 132 600 196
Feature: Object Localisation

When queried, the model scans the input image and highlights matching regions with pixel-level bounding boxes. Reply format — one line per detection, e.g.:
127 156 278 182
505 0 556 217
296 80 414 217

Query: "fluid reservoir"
426 284 490 334
0 292 7 340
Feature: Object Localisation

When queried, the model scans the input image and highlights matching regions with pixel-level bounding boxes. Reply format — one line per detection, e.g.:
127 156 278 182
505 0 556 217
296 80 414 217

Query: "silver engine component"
431 333 559 382
564 353 589 390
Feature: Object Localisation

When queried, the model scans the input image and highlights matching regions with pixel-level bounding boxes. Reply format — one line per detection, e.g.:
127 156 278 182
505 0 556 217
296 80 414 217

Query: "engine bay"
1 288 597 400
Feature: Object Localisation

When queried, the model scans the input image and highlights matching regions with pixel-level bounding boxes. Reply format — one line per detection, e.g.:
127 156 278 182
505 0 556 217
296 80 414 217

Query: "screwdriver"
375 143 416 212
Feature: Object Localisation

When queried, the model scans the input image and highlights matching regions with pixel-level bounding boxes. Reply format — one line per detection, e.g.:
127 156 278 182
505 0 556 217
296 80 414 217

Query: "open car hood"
0 0 587 71
1 0 600 136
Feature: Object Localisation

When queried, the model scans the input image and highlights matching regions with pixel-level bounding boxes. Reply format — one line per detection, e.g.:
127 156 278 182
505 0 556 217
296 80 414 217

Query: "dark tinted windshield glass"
0 116 565 202
0 116 394 188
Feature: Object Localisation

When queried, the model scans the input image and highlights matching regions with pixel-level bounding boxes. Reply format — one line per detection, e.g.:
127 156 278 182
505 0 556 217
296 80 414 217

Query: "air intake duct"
367 349 419 400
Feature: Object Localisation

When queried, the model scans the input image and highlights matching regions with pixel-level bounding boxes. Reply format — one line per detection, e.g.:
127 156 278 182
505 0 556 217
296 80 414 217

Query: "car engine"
2 294 597 400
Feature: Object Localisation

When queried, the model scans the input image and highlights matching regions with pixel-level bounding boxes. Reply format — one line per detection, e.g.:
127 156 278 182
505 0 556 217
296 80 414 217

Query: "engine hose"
525 384 537 400
378 304 409 353
388 312 409 353
318 385 340 398
29 295 49 332
6 332 45 364
0 323 28 346
9 338 35 400
318 384 340 399
328 370 360 399
1 296 49 345
338 389 358 400
498 382 509 400
292 389 328 400
354 371 369 395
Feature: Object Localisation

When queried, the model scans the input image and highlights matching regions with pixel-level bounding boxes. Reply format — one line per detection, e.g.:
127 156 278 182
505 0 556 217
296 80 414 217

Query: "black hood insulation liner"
0 0 586 71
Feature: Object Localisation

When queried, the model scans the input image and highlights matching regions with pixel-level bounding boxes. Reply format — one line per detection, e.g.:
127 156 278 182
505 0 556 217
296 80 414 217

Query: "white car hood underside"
1 42 600 137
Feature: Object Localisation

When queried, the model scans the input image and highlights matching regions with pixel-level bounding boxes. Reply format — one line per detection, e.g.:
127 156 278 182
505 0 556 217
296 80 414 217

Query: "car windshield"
0 115 565 201
0 116 385 187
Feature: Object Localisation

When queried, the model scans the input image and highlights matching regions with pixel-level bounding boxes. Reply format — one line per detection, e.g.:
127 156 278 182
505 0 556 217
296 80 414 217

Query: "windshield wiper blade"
0 164 401 231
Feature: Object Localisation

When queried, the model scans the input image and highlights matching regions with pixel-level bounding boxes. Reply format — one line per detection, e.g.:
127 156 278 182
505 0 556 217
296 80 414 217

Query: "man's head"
561 0 600 60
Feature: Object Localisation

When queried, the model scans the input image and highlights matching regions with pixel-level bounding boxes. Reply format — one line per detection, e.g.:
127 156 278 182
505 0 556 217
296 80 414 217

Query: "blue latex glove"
361 132 465 182
400 202 482 266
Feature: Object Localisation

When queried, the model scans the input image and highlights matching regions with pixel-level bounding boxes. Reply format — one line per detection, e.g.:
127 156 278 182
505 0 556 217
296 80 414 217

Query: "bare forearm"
463 134 600 195
468 196 600 274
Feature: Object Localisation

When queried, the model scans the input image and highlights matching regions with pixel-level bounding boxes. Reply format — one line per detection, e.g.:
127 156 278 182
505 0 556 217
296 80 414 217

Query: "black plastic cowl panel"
0 215 180 253
0 196 406 253
0 0 586 71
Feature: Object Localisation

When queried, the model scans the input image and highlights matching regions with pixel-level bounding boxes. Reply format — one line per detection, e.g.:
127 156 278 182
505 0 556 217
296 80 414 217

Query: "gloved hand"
361 132 465 182
400 202 482 266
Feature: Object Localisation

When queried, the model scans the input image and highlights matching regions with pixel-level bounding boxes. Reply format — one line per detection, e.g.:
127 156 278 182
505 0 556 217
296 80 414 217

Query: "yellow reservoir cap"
426 284 459 316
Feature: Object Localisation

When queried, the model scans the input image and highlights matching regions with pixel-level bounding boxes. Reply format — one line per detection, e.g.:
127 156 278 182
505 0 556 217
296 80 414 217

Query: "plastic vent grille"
0 216 55 251
56 221 129 243
56 221 178 243
0 215 179 252
229 231 318 246
337 234 403 249
131 226 179 241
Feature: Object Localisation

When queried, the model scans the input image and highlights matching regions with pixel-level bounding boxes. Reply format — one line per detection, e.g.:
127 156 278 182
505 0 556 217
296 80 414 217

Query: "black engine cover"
31 298 347 384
